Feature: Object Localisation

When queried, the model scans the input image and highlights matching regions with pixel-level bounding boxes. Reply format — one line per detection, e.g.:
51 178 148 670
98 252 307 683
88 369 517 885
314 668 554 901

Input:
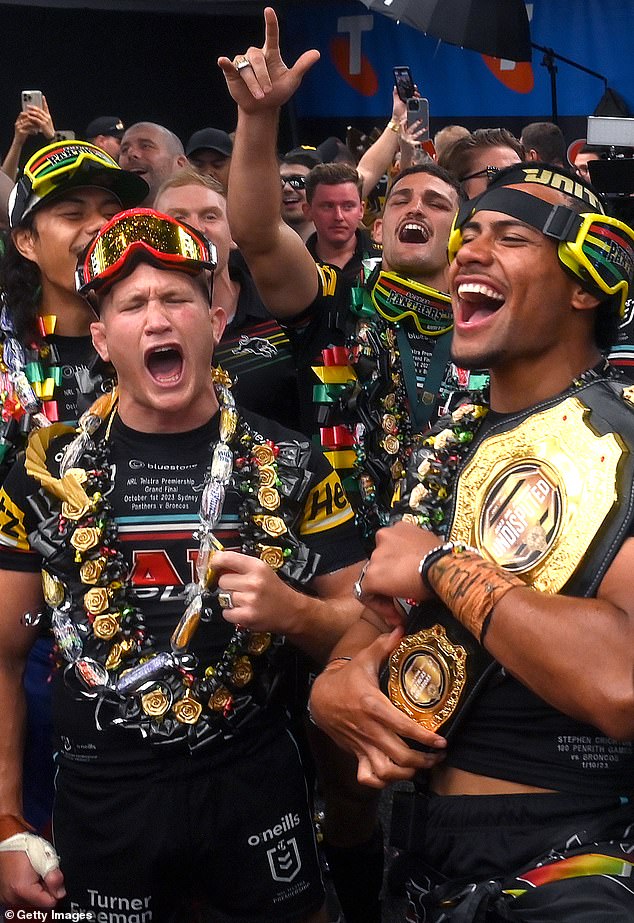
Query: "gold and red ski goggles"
76 208 217 301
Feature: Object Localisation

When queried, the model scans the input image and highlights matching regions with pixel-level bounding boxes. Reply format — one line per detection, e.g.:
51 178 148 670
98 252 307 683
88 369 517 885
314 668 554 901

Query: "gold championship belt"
386 395 626 742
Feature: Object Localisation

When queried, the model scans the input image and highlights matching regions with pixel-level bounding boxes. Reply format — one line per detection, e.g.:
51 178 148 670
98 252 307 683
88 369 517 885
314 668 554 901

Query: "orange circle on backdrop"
482 56 534 94
330 35 379 97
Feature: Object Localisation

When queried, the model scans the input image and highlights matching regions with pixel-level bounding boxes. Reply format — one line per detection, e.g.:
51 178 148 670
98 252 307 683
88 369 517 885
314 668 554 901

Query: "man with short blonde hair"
155 169 301 430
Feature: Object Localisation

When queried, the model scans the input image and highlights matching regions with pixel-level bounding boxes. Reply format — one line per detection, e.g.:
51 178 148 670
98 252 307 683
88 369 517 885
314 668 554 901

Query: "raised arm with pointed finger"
219 7 322 318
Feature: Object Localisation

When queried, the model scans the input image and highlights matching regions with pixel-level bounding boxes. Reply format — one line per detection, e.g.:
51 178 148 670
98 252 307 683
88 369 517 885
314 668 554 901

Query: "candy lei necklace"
350 294 417 535
26 370 313 745
0 297 62 463
395 398 489 534
346 269 455 544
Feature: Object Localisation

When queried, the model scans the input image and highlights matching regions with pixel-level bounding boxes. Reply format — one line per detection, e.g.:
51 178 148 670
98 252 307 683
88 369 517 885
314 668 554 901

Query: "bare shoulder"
597 535 634 615
0 568 42 658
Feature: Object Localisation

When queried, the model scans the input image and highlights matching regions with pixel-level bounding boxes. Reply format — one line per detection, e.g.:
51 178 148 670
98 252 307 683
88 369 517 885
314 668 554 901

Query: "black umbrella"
359 0 532 62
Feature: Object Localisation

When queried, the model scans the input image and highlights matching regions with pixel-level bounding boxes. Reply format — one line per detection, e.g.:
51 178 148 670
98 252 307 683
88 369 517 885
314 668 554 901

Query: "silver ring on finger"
218 591 234 609
234 56 252 72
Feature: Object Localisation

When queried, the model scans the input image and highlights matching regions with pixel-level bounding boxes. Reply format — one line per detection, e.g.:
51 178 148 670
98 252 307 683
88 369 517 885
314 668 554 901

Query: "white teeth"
404 223 425 231
458 283 504 301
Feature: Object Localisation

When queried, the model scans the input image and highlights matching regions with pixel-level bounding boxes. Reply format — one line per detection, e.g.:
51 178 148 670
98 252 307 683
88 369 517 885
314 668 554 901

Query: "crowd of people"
0 7 633 923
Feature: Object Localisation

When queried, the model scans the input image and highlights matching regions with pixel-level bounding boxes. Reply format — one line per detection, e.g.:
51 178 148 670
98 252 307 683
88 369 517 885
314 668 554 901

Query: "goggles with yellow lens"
25 141 118 196
559 212 634 315
76 208 217 299
8 140 148 228
369 270 452 335
448 185 634 316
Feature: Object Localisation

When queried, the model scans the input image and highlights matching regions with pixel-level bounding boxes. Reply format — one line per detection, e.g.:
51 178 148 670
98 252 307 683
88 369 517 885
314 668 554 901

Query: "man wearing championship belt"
0 208 366 919
310 162 634 922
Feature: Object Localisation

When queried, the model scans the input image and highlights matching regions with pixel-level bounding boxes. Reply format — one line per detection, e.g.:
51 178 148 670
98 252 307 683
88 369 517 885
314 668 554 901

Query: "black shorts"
403 790 634 922
53 721 325 923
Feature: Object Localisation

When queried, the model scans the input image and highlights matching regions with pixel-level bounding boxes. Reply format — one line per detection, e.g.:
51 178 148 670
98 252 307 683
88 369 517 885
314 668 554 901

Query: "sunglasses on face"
280 175 307 190
460 165 501 184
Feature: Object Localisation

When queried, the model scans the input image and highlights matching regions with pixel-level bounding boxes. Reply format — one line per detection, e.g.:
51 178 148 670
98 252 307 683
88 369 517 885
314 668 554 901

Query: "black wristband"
418 542 455 593
418 541 480 594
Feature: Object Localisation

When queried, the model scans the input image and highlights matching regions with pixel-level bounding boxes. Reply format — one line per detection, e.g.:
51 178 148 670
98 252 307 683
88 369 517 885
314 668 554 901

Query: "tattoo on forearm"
429 552 524 640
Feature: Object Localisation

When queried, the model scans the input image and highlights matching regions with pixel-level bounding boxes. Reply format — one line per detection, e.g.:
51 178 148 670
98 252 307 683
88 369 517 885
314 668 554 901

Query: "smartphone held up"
406 97 430 136
21 90 44 111
392 66 415 102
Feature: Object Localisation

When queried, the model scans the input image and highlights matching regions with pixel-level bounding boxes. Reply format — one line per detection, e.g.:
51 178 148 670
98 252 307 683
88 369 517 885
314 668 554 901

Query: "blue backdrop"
284 0 632 121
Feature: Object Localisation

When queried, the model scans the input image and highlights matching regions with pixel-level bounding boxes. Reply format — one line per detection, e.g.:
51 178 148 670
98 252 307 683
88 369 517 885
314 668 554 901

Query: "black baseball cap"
282 145 322 169
85 116 125 140
186 128 233 159
8 140 149 228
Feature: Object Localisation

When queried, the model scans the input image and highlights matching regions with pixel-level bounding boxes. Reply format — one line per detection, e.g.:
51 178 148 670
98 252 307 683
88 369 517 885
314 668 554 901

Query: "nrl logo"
267 837 301 883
